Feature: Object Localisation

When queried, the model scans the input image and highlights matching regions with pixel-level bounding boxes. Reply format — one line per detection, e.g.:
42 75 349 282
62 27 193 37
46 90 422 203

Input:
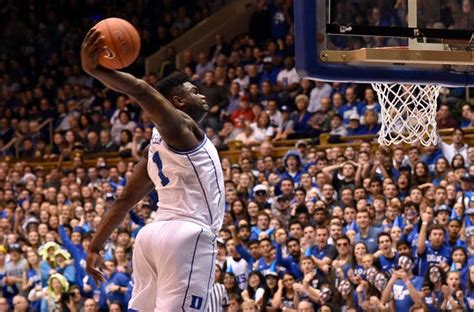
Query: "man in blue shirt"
275 238 303 280
354 209 381 253
311 227 337 275
374 232 398 275
381 254 424 311
417 213 452 276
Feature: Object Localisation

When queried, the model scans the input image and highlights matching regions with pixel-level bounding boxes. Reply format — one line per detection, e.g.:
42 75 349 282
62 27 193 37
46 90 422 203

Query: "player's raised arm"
86 146 154 285
81 28 204 151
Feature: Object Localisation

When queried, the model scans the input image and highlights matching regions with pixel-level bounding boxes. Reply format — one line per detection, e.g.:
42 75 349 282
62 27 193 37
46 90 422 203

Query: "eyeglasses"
255 191 266 196
337 243 348 247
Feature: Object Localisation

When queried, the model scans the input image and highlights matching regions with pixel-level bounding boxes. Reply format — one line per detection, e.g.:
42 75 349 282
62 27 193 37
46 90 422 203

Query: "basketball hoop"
371 83 441 146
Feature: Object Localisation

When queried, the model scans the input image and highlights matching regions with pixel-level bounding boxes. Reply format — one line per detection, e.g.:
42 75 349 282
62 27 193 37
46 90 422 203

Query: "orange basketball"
94 18 141 70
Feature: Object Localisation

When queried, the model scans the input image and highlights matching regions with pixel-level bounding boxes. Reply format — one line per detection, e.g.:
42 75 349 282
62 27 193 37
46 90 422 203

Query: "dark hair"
427 224 445 237
396 240 411 251
286 237 300 246
336 234 351 245
230 199 248 222
294 187 307 196
423 264 446 291
156 72 190 99
248 240 259 247
259 237 272 245
377 232 392 244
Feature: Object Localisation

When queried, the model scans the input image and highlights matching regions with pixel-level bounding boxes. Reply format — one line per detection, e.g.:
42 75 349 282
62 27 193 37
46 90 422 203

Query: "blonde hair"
241 299 258 310
295 94 309 105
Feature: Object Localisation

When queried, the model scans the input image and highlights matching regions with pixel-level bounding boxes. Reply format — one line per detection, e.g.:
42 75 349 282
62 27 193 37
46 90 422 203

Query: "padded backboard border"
294 0 474 86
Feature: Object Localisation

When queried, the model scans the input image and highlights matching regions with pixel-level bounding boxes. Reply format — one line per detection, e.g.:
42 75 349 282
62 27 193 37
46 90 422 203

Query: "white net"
371 83 441 146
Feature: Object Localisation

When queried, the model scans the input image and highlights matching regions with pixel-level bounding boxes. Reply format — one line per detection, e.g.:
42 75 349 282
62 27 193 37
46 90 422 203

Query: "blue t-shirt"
466 289 474 312
418 242 451 276
105 272 131 308
255 257 273 275
376 253 398 275
424 290 443 312
393 276 424 311
354 227 381 253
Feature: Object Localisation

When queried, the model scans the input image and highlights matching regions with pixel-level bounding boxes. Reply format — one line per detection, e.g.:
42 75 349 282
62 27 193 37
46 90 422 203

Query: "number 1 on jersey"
152 152 170 186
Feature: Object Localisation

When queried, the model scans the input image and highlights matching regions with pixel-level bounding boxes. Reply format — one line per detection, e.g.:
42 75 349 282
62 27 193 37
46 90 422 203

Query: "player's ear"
171 95 185 108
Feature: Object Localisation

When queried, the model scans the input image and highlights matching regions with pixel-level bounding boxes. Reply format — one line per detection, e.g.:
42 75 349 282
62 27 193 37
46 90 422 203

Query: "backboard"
295 0 474 86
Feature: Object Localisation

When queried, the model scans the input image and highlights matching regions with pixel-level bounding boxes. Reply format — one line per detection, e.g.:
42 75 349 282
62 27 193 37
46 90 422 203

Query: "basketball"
94 18 140 70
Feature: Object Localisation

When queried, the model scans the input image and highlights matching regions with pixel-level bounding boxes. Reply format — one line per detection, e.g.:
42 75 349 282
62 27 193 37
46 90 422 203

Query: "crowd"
0 0 474 311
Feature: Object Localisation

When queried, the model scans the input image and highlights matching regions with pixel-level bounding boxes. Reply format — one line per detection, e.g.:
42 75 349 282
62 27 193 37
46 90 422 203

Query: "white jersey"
225 257 249 290
147 127 225 235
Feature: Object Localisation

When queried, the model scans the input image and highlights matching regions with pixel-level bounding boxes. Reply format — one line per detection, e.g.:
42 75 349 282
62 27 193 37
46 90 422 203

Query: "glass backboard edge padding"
294 0 474 87
320 49 474 66
325 24 474 42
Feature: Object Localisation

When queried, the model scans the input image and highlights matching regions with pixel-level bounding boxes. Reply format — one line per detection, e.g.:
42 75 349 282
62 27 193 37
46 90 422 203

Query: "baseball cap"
263 56 273 63
141 200 151 207
266 270 278 278
54 249 71 260
231 164 241 170
253 184 268 194
23 216 39 230
277 194 291 202
435 204 450 215
349 112 360 120
280 105 291 113
8 243 21 253
97 163 109 170
461 173 474 182
105 193 116 201
72 226 84 235
295 140 308 148
466 207 474 215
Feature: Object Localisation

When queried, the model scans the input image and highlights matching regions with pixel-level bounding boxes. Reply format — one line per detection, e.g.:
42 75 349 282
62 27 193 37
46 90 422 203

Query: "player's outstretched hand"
86 251 106 286
81 28 105 75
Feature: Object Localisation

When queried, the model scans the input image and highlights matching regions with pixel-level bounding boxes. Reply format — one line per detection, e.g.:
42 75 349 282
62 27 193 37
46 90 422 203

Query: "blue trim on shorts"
181 228 204 312
202 235 217 310
186 156 213 223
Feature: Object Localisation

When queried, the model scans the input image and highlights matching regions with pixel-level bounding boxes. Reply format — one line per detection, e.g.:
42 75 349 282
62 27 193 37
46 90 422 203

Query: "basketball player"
81 28 224 311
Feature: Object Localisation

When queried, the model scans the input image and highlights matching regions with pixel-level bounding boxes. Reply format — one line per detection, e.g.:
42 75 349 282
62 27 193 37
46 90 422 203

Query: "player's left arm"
86 146 154 284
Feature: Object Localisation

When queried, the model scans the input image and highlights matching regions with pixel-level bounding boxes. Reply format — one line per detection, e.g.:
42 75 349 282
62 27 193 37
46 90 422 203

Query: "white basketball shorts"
128 220 216 311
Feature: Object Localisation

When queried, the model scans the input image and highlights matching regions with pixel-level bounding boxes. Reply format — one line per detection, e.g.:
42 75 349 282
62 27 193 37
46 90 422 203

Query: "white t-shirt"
277 68 300 87
250 123 274 142
309 83 333 113
440 141 468 163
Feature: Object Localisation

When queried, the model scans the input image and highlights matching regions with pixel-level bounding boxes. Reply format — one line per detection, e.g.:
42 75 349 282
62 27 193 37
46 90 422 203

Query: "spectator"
291 95 312 138
196 52 215 80
250 112 274 143
111 111 137 144
201 71 229 130
12 295 29 312
309 82 332 113
460 102 474 128
440 128 468 163
437 103 458 129
99 130 119 153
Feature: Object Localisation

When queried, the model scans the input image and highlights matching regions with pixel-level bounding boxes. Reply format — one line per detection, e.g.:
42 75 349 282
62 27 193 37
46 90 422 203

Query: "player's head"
156 72 208 123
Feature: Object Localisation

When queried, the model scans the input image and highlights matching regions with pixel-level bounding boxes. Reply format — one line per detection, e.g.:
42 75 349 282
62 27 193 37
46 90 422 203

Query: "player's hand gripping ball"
94 18 141 70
